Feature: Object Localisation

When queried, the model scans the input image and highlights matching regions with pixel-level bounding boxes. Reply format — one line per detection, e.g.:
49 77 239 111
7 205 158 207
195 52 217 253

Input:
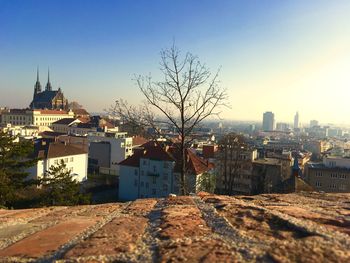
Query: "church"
30 69 68 110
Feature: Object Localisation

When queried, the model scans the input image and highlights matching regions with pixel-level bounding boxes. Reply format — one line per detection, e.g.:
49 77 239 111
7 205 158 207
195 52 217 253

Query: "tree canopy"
0 131 36 207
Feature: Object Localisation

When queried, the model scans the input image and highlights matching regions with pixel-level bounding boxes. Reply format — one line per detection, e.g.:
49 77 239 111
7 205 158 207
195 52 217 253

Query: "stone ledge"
0 192 349 262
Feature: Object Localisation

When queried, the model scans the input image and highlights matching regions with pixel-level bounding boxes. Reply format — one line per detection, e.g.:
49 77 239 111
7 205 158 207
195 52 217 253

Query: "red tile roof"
119 141 174 167
72 109 89 115
132 136 148 146
171 148 213 175
119 142 212 175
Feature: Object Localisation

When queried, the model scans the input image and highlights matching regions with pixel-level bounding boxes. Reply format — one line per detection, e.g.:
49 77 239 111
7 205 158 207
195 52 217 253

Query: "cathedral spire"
45 68 52 91
33 67 42 96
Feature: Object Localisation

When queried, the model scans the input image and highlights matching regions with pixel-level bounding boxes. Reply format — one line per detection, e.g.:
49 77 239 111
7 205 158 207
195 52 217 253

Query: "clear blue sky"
1 0 350 124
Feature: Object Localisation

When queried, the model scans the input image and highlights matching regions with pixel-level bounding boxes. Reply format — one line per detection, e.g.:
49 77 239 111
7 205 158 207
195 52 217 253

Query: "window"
134 169 138 176
153 166 156 172
315 181 322 187
64 158 68 163
146 182 149 189
164 162 169 168
152 189 156 195
339 184 347 190
143 160 147 165
153 177 157 184
70 157 74 162
163 184 168 192
316 171 323 177
163 175 168 181
54 159 58 165
141 181 144 187
329 183 337 189
134 179 138 187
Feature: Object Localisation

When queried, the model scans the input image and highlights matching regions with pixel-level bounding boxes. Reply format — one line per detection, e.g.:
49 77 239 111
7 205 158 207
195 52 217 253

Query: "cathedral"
30 69 68 110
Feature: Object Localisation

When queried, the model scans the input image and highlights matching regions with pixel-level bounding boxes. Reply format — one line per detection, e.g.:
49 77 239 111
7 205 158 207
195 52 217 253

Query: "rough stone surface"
0 192 349 262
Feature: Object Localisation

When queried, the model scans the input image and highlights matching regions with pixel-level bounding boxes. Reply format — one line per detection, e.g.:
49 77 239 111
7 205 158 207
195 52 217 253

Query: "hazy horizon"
1 0 350 124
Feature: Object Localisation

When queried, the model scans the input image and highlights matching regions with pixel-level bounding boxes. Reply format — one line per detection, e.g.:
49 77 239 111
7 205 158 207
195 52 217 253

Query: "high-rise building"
294 112 299 129
262 111 275 131
276 122 289 132
310 120 319 128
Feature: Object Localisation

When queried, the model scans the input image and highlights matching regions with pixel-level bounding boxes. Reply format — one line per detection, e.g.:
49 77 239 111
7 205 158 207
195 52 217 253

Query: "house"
118 141 213 201
68 122 97 136
27 139 88 183
51 118 80 133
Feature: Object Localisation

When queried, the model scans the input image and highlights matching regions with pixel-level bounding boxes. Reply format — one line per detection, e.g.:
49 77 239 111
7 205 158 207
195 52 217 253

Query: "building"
276 122 289 132
1 109 74 128
51 118 80 133
262 111 275 131
68 122 98 136
0 125 41 140
30 69 68 110
305 156 350 192
88 131 133 175
0 107 9 124
118 141 213 200
215 146 258 195
310 120 319 128
294 111 299 129
27 139 88 183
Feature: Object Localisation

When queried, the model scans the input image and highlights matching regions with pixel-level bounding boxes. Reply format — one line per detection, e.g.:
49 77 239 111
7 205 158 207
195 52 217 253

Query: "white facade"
27 153 88 182
1 109 74 128
119 158 175 201
88 131 133 174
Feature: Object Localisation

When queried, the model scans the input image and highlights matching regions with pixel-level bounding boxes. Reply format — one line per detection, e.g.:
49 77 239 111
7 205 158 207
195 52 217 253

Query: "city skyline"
1 0 350 124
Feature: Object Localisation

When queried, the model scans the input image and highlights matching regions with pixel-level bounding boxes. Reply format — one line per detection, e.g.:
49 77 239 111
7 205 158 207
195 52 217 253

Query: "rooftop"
52 118 77 125
33 141 88 159
0 192 349 262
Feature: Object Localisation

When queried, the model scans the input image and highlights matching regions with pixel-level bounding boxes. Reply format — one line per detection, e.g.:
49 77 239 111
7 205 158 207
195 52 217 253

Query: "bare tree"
68 101 83 110
111 45 228 194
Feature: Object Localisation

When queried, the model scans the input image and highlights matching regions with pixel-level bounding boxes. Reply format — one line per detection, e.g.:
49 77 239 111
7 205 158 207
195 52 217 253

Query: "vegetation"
0 131 37 208
38 160 90 206
196 172 216 193
0 131 90 208
111 44 228 194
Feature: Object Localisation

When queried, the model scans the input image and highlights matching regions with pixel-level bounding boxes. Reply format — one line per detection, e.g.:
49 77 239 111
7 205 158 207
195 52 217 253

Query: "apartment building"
305 156 350 192
119 142 213 200
1 109 74 127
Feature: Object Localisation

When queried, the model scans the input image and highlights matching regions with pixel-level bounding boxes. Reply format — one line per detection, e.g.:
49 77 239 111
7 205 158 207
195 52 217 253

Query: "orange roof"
119 141 174 167
132 136 148 146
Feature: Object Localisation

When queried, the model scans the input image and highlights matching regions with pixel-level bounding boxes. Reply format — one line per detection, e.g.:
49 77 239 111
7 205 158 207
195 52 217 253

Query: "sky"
1 0 350 125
